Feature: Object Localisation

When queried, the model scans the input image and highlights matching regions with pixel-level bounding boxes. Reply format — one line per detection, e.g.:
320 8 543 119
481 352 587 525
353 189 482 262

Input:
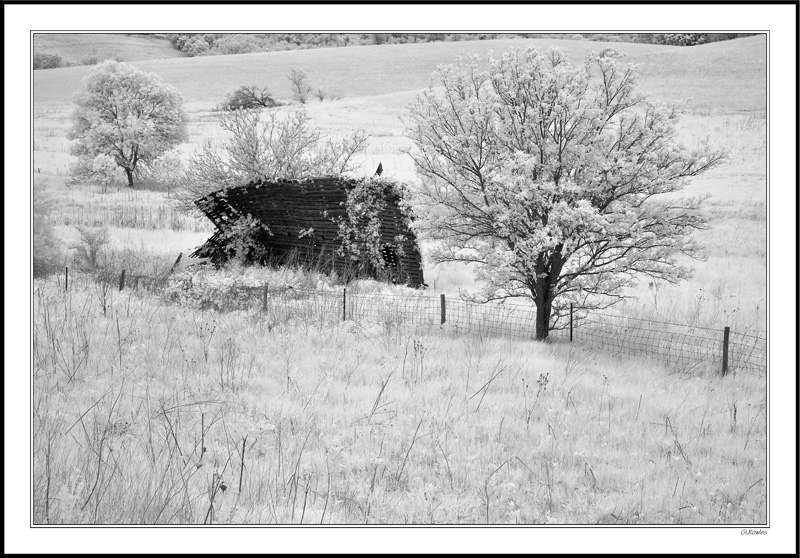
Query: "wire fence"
261 288 764 375
445 297 570 342
577 311 766 376
726 331 768 376
33 263 171 293
32 264 767 376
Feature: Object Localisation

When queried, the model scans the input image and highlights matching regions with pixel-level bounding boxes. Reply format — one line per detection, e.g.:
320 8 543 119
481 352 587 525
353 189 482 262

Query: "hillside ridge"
33 35 765 113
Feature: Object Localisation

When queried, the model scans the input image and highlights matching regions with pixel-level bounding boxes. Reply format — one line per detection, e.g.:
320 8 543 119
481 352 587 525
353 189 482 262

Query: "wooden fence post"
262 283 269 313
119 269 126 291
65 266 69 292
440 294 446 325
170 252 183 273
342 288 347 321
570 303 573 342
722 326 730 376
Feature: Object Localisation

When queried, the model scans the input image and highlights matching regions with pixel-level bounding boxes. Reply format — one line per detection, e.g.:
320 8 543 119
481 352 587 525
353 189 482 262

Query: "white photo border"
6 2 796 554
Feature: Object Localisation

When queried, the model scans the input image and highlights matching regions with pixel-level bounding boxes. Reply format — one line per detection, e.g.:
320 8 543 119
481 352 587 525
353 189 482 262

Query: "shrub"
69 226 111 272
33 52 63 70
68 154 126 192
221 85 280 111
183 35 211 56
162 263 337 313
215 34 261 55
96 242 176 283
215 215 272 266
598 47 622 59
163 267 260 312
662 33 707 46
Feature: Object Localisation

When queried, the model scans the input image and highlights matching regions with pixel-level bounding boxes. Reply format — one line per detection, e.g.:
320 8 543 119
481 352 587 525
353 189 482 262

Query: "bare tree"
288 69 312 104
176 108 369 209
221 85 279 111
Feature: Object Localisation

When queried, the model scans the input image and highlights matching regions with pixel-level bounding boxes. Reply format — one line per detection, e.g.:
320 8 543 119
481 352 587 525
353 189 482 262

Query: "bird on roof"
375 162 383 176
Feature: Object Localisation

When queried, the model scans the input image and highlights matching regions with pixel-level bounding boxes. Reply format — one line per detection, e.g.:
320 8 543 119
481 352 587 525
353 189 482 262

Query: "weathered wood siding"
191 177 426 287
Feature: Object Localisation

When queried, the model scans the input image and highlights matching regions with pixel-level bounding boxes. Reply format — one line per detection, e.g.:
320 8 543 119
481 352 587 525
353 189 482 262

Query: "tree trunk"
125 168 135 188
531 249 564 341
534 294 552 341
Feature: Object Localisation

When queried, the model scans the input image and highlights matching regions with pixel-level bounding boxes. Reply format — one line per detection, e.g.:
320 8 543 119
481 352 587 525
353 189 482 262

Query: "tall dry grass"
33 279 766 524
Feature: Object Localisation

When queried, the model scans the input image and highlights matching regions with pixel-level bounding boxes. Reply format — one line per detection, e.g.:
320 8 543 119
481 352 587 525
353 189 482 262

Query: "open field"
32 281 766 524
31 35 768 524
33 36 765 112
33 33 184 66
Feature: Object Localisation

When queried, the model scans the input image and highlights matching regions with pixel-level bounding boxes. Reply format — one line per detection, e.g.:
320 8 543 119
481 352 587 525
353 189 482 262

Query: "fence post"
440 294 446 325
262 283 269 313
570 303 573 342
119 269 126 291
170 252 183 273
65 266 69 292
722 326 730 376
342 287 347 321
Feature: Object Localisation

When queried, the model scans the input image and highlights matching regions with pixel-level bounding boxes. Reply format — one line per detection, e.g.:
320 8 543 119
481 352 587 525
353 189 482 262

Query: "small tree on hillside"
288 69 312 104
68 60 187 188
68 153 126 193
150 148 186 198
406 47 725 340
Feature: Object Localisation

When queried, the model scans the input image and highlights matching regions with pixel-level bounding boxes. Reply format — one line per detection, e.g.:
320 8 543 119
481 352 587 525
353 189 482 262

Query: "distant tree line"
164 33 759 57
33 52 65 69
33 33 759 69
33 51 121 70
626 33 758 46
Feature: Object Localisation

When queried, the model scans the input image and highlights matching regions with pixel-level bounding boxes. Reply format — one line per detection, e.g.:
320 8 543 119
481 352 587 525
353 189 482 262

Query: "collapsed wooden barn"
191 177 426 287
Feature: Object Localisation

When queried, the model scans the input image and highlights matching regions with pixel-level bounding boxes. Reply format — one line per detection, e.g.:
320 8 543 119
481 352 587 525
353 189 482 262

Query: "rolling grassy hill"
33 33 185 66
33 36 765 112
629 35 766 113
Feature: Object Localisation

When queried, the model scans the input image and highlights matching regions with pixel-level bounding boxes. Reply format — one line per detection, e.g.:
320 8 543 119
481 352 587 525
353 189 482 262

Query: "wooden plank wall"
192 178 426 287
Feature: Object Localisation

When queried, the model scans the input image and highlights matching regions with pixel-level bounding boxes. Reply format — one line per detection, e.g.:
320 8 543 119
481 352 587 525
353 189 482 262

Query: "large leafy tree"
68 60 187 188
406 47 725 340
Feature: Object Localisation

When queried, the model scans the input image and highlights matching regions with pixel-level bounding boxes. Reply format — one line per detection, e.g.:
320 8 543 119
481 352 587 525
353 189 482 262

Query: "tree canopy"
68 60 187 188
406 47 725 339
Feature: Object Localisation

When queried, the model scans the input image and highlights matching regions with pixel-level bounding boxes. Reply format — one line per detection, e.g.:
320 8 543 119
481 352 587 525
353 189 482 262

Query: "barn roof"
192 176 426 287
